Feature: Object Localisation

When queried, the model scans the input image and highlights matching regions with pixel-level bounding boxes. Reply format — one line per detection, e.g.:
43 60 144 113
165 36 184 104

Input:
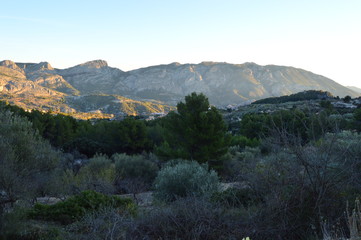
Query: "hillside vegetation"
2 92 361 239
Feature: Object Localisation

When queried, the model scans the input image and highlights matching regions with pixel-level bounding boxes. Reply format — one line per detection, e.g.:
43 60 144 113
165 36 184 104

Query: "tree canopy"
158 92 230 169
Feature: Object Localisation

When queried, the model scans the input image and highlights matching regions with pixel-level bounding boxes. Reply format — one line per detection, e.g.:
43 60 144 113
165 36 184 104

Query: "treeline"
2 94 361 164
0 102 154 157
238 107 361 143
0 94 233 169
3 93 361 239
252 90 334 104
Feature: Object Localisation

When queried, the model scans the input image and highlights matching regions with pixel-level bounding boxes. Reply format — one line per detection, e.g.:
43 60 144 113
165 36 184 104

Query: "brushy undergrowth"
28 190 136 225
153 160 219 202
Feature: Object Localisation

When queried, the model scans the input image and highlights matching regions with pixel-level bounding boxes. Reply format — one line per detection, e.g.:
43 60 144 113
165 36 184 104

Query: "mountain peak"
0 60 19 69
15 61 54 72
0 60 16 66
38 62 53 70
80 60 108 68
0 60 24 73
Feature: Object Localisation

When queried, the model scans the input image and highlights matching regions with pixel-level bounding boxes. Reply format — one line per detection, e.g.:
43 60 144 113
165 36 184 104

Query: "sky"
1 0 361 87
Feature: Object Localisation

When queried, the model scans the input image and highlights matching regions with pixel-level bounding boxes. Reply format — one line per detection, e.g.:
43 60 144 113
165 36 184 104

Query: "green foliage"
1 102 154 157
230 135 260 148
231 131 361 239
319 100 333 110
1 102 80 149
253 90 333 104
67 117 151 157
0 108 60 210
113 153 159 183
239 113 269 139
28 190 136 225
153 160 219 202
60 208 129 240
126 197 249 239
344 95 352 103
211 188 261 208
73 154 116 194
63 198 249 240
239 109 340 143
158 92 230 169
0 206 31 240
353 108 361 132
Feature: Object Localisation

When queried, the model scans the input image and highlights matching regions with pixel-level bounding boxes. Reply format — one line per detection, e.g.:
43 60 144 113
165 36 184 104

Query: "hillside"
55 61 359 107
347 86 361 94
0 60 174 119
0 59 359 118
252 90 334 104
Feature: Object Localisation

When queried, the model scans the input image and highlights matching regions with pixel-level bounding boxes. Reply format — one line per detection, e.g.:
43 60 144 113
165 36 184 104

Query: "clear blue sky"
1 0 360 87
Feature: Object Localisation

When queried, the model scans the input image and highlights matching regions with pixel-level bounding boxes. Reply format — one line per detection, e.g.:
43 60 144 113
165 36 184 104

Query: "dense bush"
212 187 262 208
74 154 116 194
112 153 159 194
227 131 361 239
0 109 60 213
153 161 219 202
28 190 136 225
62 207 130 240
230 135 260 148
128 197 248 240
63 197 250 240
113 153 158 183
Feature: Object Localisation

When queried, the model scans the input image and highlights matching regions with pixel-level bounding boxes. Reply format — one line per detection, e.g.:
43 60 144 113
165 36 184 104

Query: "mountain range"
0 59 359 118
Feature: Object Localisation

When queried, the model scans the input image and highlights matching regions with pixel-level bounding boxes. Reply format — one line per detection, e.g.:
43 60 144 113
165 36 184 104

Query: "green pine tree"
158 92 230 170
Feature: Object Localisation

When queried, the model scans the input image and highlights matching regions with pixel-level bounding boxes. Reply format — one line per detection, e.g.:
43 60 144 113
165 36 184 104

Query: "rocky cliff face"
0 59 359 118
0 60 173 118
58 60 129 94
53 60 357 106
115 62 358 106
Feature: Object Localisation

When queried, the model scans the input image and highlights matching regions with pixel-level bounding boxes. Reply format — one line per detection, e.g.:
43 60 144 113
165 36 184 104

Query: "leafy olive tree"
0 109 60 211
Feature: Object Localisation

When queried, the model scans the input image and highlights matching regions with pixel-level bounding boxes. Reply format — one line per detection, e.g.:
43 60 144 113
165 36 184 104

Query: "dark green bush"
74 154 116 194
28 190 136 224
113 153 158 183
212 187 262 208
230 135 260 148
0 206 65 240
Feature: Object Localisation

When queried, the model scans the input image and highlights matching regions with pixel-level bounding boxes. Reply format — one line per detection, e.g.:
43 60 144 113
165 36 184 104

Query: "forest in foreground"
1 91 361 239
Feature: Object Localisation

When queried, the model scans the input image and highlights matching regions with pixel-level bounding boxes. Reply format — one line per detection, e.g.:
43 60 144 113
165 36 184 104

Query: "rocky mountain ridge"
0 60 174 118
0 59 358 118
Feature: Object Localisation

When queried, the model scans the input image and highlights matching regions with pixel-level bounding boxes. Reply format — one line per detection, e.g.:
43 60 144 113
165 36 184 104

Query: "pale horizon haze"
1 0 360 88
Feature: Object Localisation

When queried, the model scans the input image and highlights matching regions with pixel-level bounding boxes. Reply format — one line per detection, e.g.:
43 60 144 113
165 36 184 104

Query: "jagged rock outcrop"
58 60 129 94
0 60 25 74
